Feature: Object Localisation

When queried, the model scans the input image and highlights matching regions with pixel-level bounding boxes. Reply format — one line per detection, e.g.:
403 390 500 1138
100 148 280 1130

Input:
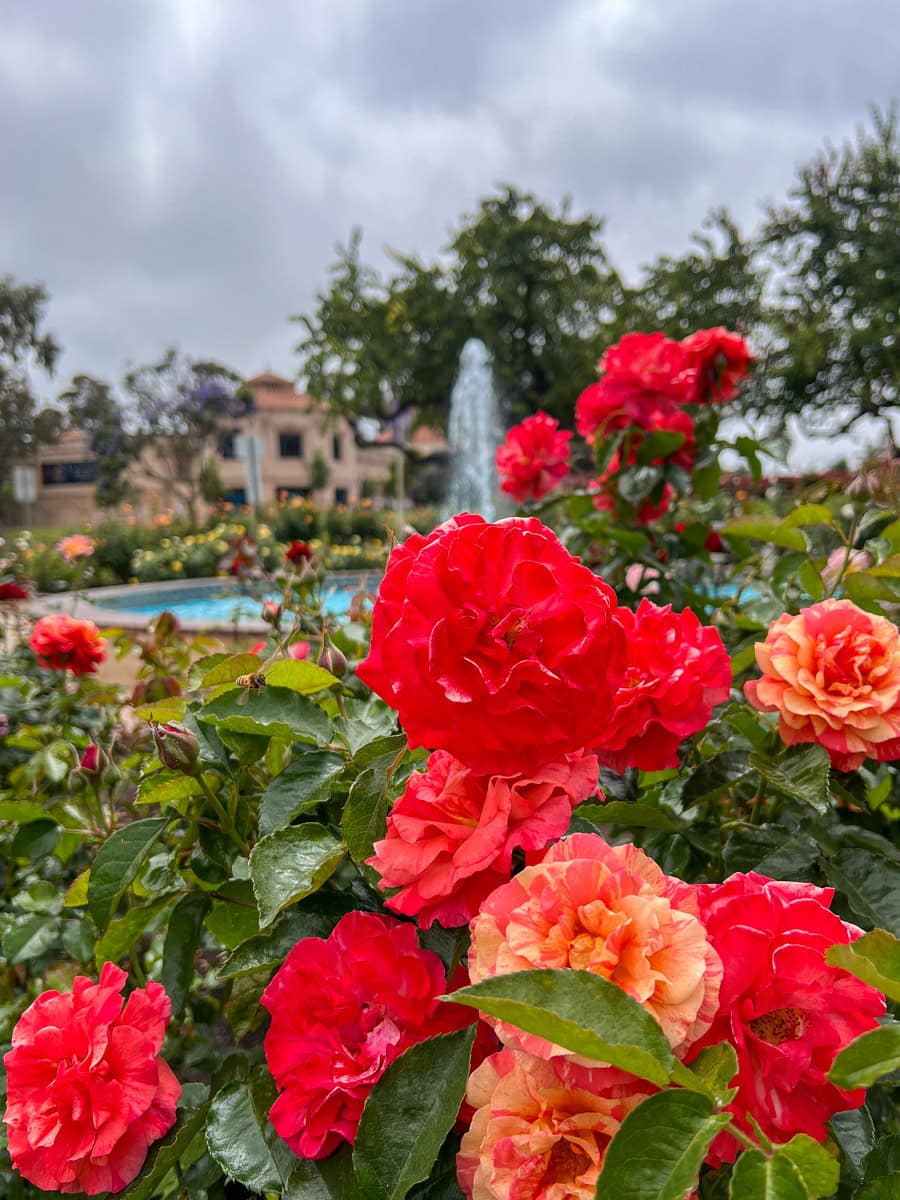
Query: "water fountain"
446 338 502 520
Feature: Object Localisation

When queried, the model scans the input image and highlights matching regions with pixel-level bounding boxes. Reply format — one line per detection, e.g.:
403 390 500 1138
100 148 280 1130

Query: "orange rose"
744 598 900 772
56 535 95 562
457 1048 653 1200
468 834 721 1060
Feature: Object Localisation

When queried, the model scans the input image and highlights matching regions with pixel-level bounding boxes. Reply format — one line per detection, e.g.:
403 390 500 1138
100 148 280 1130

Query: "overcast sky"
1 0 897 459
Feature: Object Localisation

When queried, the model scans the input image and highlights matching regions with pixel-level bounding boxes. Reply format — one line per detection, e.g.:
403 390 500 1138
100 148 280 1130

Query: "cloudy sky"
1 0 896 437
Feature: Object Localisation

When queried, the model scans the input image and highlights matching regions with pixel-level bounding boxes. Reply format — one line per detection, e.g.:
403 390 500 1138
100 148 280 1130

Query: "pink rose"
368 750 598 929
457 1048 654 1200
745 598 900 771
469 833 722 1060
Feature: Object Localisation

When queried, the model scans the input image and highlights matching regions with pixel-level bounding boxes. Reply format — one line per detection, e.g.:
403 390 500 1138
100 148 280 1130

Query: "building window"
334 487 348 505
219 430 239 459
279 432 304 459
41 461 98 486
223 487 247 505
332 434 343 461
277 486 310 501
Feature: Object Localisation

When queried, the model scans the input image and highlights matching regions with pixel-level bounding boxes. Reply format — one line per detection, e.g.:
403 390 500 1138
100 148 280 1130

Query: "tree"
59 374 134 509
450 187 625 422
123 349 244 523
760 104 900 443
295 230 466 431
0 277 61 507
622 210 765 342
295 189 767 438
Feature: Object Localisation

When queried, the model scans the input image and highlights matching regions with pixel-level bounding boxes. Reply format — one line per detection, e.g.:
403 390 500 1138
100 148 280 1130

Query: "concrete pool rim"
29 572 378 635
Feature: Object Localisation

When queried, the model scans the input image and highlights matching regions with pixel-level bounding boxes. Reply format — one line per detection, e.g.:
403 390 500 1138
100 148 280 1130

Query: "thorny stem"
195 772 248 854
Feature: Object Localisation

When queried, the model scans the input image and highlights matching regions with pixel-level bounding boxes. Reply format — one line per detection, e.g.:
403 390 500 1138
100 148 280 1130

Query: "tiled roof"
245 371 293 388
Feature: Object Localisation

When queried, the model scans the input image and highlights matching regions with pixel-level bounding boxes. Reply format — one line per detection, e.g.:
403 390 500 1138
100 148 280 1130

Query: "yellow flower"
161 538 172 549
171 560 183 572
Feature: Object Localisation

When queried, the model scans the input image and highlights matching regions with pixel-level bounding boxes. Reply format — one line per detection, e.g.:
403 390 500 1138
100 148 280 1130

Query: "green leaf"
198 686 331 745
828 1024 900 1089
342 764 392 863
264 659 339 694
673 1042 738 1104
723 826 821 879
829 1107 875 1185
750 744 831 813
259 750 345 836
723 517 806 551
133 696 187 723
682 752 752 805
219 906 345 978
162 892 211 1018
779 1134 840 1199
87 818 169 931
0 799 53 823
137 775 202 808
249 823 345 928
781 503 837 529
205 881 260 950
94 896 173 967
855 1133 900 1200
574 801 679 830
61 917 97 963
205 1073 294 1193
618 464 663 504
692 460 722 501
823 847 900 936
826 930 900 1003
118 1103 209 1200
637 430 686 463
199 653 262 688
447 968 674 1086
729 1148 808 1199
735 435 763 483
353 1028 476 1200
64 868 91 907
286 1148 356 1200
2 914 59 963
595 1089 728 1199
799 560 826 601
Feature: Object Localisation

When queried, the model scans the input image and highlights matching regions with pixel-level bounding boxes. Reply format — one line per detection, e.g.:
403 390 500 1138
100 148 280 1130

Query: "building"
22 373 399 525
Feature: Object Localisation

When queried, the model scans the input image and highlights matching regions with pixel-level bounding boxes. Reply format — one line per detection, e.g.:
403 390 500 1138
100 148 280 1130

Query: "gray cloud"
0 0 896 416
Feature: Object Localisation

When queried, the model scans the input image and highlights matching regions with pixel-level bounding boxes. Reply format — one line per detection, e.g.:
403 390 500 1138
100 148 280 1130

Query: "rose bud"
152 723 200 773
0 713 9 738
262 600 282 626
78 743 108 777
317 638 348 679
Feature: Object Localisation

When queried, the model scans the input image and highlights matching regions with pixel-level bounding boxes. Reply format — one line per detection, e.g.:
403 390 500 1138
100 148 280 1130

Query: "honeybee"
235 672 267 690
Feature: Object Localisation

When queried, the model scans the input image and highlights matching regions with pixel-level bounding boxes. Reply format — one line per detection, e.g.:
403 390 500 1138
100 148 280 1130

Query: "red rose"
575 332 695 444
261 912 473 1159
595 599 731 772
357 515 626 775
30 614 106 676
587 406 694 525
681 327 753 403
285 539 313 565
690 874 885 1163
0 581 29 600
676 523 725 553
3 963 180 1195
368 749 598 929
495 411 572 503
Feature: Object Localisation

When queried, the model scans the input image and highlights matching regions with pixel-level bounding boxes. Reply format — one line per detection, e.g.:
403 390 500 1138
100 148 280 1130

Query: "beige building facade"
22 373 398 526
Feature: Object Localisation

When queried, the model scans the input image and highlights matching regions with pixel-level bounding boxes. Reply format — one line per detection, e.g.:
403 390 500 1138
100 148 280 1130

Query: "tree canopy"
0 278 62 503
294 189 765 435
761 104 900 443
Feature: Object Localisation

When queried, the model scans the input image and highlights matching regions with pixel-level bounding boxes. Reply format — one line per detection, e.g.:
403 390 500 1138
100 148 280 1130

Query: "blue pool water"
94 576 378 625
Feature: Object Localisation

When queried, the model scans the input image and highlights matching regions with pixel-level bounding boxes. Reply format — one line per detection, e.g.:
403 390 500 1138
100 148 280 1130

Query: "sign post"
12 467 37 530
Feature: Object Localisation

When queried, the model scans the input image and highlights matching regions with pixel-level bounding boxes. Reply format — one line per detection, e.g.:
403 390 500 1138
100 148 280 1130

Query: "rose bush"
1 323 899 1200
